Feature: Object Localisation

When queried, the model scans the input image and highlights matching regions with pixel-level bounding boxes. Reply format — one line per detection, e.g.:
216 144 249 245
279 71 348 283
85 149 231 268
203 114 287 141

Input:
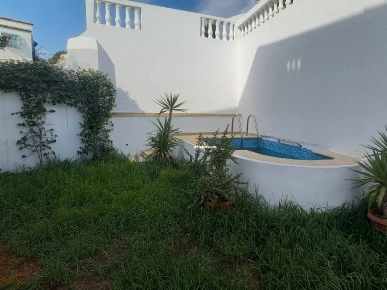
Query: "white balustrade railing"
95 0 141 30
201 17 235 41
238 0 294 37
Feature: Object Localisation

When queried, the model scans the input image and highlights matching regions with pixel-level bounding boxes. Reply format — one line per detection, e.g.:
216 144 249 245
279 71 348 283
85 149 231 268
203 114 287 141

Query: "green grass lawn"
1 157 387 289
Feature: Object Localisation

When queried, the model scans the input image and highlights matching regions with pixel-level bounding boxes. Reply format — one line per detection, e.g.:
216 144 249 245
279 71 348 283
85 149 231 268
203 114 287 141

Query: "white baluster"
201 18 206 37
215 20 220 40
286 0 292 5
222 22 227 40
134 8 140 29
125 7 131 28
260 12 265 24
115 5 121 27
229 23 234 41
105 2 111 26
245 24 249 35
241 24 245 37
274 1 279 14
96 1 101 24
264 7 269 20
269 3 274 18
208 19 213 38
256 13 260 27
279 0 285 10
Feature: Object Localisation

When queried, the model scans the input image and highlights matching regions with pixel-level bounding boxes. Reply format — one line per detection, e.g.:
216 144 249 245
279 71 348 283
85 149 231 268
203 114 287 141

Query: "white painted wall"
71 0 238 113
0 92 82 171
112 116 234 155
68 0 387 158
0 92 232 171
236 0 387 158
0 17 33 61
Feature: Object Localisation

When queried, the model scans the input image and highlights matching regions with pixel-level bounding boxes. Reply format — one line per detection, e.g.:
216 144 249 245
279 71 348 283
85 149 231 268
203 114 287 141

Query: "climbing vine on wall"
0 36 9 50
0 61 116 165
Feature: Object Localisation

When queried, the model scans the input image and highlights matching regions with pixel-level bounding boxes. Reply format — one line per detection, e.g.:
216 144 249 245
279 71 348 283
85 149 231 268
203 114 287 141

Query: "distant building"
0 17 33 61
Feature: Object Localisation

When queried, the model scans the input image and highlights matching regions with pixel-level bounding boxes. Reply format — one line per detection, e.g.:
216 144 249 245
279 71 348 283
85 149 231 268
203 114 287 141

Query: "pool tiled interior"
175 133 358 166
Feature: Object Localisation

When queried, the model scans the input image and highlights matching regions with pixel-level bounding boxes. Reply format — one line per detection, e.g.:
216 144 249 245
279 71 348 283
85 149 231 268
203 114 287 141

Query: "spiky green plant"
153 93 187 122
147 93 187 162
182 127 244 206
146 118 179 162
352 127 387 217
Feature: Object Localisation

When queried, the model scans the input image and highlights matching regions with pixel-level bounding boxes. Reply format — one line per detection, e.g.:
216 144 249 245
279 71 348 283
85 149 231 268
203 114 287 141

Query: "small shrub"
182 127 244 205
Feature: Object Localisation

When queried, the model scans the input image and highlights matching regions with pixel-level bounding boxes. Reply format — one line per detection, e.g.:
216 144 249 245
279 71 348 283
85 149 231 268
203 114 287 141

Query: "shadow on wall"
115 88 143 112
237 3 387 157
97 42 143 112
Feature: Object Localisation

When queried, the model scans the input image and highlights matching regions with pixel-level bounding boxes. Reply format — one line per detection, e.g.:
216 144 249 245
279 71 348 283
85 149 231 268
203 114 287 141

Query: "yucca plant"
146 118 179 161
147 93 187 162
153 93 187 123
352 127 387 218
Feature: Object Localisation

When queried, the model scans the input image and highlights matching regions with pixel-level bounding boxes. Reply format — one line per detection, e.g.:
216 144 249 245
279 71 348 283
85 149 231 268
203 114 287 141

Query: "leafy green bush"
0 61 116 165
182 127 244 205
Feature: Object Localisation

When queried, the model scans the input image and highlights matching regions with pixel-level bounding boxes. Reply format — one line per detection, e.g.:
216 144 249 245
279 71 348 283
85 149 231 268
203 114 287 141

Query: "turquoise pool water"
215 138 332 160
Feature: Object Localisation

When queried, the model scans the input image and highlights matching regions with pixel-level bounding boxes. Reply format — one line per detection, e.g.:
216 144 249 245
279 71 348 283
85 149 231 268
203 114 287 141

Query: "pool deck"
175 133 359 167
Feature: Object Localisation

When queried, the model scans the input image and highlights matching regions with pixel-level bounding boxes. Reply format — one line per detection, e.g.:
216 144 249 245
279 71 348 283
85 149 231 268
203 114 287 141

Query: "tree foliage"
48 50 67 65
0 36 9 50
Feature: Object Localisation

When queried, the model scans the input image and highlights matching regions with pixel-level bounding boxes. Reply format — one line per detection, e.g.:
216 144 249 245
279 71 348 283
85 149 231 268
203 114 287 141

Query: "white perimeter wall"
0 92 232 171
71 0 238 114
0 93 82 171
237 0 387 158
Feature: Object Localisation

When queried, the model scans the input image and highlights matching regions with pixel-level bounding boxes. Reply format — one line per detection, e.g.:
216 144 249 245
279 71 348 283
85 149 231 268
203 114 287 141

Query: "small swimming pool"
214 138 332 160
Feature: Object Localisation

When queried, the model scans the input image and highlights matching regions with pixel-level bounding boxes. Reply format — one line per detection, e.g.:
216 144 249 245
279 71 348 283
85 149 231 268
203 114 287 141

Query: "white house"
0 16 33 61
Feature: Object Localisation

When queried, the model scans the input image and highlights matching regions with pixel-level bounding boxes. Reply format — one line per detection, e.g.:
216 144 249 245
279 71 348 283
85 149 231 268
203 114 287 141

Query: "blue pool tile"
211 138 331 161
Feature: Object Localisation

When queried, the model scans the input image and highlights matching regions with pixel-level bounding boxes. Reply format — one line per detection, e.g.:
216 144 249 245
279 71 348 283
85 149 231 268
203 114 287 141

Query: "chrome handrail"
231 114 243 147
277 139 302 148
246 115 259 137
260 135 302 148
231 115 243 137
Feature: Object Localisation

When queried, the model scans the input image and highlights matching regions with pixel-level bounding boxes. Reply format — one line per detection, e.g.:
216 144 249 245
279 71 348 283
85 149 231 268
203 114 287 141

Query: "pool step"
141 148 154 159
128 154 145 162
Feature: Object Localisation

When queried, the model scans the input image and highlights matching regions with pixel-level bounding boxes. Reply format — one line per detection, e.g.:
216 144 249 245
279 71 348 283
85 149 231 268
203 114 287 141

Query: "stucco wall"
0 92 82 171
0 18 33 61
0 92 232 171
236 0 387 158
76 0 238 113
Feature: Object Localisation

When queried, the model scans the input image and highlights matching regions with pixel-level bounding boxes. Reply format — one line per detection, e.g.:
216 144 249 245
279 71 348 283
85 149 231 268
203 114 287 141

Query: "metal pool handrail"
231 115 243 137
260 135 302 148
246 115 260 137
231 114 243 148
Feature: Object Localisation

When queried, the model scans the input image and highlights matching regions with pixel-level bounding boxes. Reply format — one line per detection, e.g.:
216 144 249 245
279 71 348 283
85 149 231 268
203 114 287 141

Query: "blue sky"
1 0 254 56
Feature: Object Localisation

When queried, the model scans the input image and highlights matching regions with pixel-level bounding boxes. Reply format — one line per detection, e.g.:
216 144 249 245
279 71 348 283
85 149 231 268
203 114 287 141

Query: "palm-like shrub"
146 93 186 162
146 118 178 161
352 127 387 217
154 93 187 122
